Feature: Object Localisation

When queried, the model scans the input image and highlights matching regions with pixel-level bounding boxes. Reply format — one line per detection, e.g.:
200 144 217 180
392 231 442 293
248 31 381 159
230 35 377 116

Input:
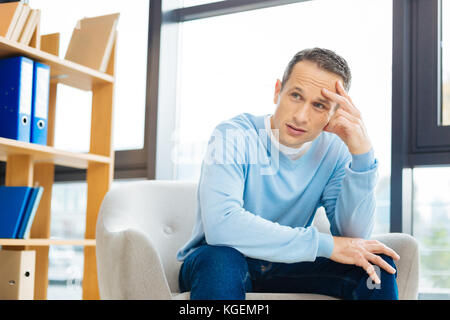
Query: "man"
176 48 400 300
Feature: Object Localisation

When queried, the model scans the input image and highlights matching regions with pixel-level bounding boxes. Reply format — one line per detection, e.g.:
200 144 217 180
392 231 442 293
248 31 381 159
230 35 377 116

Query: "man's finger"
333 108 360 125
325 107 362 136
322 85 360 118
323 114 354 134
322 88 356 116
361 260 381 285
365 243 401 261
336 80 360 117
336 80 356 106
366 252 396 275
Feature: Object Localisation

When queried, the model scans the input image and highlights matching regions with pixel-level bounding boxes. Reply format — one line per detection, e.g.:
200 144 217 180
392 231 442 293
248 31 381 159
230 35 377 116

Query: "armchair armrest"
371 233 419 300
96 225 173 300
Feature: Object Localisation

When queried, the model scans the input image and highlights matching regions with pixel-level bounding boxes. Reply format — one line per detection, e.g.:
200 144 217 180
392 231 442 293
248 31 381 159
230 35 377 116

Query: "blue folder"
0 186 33 238
31 62 50 145
0 56 34 142
16 186 44 239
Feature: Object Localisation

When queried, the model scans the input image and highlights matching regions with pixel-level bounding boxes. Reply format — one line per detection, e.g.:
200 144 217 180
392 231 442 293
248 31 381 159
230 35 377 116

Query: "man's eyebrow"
292 86 332 106
316 97 331 106
293 86 304 93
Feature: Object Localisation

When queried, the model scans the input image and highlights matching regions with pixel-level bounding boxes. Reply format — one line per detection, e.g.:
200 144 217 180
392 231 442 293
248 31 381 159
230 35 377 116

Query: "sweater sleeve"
320 146 379 239
199 125 334 263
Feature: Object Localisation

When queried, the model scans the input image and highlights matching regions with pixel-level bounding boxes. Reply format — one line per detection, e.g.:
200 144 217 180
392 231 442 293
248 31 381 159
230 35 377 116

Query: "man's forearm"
333 149 378 239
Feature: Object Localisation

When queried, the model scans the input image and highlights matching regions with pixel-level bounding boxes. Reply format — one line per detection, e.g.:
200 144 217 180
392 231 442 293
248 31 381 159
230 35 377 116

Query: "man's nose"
293 103 310 124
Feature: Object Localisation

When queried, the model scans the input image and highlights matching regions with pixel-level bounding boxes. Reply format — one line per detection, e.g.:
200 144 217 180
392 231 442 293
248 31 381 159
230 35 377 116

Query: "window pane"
47 245 84 300
175 0 392 234
442 0 450 126
30 0 149 151
48 182 86 300
413 167 450 297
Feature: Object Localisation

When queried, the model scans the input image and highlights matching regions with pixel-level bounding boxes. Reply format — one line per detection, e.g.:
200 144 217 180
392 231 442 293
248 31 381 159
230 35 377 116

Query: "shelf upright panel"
83 36 117 300
27 33 60 300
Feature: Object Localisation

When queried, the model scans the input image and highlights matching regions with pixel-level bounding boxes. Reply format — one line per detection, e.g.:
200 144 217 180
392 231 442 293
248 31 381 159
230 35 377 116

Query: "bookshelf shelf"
0 21 116 299
0 36 114 91
0 137 112 169
0 238 96 247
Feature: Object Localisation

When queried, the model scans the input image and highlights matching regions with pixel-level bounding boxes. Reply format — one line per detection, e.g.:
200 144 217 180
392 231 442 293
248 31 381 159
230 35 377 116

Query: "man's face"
271 60 342 148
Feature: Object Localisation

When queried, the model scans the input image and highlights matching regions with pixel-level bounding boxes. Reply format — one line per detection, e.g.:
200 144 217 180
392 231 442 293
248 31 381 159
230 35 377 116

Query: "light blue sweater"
177 113 378 263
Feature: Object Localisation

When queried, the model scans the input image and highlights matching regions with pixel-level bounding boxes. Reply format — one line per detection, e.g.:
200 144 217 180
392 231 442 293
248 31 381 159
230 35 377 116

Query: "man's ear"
273 79 282 104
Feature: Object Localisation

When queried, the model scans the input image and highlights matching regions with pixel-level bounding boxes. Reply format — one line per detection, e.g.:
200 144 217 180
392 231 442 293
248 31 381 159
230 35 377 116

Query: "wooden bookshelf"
0 31 116 300
0 137 112 169
0 238 96 246
0 36 114 89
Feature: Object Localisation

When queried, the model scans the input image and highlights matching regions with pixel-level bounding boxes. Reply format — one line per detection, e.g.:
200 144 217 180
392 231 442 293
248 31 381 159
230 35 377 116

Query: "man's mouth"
286 123 307 136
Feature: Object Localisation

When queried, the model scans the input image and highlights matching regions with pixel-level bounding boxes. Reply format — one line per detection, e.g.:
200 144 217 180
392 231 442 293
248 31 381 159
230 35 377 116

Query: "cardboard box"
0 250 35 300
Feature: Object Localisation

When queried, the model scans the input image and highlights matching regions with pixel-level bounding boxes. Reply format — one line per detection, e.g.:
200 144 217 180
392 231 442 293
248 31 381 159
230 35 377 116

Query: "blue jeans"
178 244 399 300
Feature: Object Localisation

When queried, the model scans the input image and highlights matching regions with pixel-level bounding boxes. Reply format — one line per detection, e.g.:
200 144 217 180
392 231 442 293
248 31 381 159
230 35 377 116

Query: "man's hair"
281 47 352 92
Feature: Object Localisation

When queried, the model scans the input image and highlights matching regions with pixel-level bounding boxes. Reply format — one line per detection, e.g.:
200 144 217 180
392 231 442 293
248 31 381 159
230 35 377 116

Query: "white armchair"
96 180 419 300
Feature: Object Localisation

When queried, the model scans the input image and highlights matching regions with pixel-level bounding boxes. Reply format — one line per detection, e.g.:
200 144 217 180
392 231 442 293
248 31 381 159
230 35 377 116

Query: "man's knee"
194 245 247 271
361 254 398 300
381 254 397 269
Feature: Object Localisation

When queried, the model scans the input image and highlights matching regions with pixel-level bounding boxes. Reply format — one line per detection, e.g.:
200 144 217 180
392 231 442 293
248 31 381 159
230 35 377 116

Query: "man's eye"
314 103 326 110
292 93 301 99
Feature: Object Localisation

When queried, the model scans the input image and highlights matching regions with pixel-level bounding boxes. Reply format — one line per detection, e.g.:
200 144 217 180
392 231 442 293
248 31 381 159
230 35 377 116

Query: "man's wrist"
317 232 334 258
350 148 375 172
348 139 372 155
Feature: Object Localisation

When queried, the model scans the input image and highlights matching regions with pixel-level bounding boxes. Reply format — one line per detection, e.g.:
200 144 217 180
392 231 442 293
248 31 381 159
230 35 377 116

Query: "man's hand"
330 236 400 284
321 80 372 155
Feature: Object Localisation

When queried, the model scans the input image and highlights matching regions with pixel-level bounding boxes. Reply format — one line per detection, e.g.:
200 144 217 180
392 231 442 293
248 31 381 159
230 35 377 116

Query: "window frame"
390 0 413 233
410 0 450 159
391 0 450 233
401 0 450 166
175 0 310 21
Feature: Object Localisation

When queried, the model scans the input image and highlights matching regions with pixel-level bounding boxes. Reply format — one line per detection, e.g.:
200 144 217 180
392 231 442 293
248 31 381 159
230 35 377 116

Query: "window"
172 0 392 234
442 0 450 126
413 167 450 298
